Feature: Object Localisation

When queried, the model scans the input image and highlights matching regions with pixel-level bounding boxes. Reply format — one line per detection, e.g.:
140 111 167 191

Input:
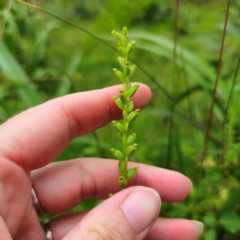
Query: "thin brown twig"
166 0 180 167
200 0 231 165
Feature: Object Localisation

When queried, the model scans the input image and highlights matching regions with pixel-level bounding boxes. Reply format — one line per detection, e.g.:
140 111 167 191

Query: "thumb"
63 187 161 240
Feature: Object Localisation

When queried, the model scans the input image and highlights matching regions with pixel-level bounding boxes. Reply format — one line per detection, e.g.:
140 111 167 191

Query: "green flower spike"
111 27 140 189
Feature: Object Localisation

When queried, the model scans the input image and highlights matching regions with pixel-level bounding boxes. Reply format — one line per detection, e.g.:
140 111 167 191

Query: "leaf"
66 51 82 75
130 31 229 100
203 229 216 240
0 41 42 107
54 77 71 98
219 211 240 234
131 31 216 83
220 185 240 212
202 212 216 227
0 98 13 121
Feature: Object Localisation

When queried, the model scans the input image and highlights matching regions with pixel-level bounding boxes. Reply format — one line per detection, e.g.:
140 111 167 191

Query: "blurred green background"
1 0 240 239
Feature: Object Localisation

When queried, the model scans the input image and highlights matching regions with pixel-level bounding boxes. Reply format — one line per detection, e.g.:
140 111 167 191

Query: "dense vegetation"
1 0 240 239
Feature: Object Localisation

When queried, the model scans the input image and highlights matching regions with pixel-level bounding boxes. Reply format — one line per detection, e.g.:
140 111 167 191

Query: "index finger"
0 84 151 171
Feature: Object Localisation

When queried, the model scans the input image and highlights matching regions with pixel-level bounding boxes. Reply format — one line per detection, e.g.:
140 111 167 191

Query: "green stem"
122 54 130 180
122 86 129 180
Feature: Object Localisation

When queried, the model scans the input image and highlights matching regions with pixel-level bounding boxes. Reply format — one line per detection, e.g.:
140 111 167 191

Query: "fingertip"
121 187 161 234
137 166 192 202
191 220 204 238
62 186 160 240
147 218 203 240
175 173 193 201
165 171 192 202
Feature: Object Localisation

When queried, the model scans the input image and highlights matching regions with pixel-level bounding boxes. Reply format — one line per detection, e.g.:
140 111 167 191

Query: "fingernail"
121 187 160 234
191 220 204 237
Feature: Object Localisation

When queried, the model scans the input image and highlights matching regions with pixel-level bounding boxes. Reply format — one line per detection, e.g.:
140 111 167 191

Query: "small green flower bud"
117 45 125 56
127 133 137 145
127 109 140 123
118 162 125 174
128 65 137 78
118 176 127 189
113 96 124 110
122 27 128 39
112 30 124 42
127 101 134 112
118 57 125 67
126 143 138 156
112 121 125 135
126 167 139 180
126 41 136 55
112 68 118 74
117 132 123 140
131 40 136 48
113 68 125 82
125 62 131 68
127 84 140 98
119 91 127 103
110 148 124 161
126 43 132 55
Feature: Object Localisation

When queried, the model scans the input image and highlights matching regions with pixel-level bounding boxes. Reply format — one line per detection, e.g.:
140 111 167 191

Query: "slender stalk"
200 0 231 165
223 54 240 119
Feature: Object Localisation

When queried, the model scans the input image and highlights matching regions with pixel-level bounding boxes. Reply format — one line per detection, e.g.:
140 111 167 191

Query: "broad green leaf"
203 212 216 227
219 211 240 234
203 229 216 240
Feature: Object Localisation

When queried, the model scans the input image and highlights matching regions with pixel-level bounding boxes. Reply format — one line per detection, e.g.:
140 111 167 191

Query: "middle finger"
31 158 191 214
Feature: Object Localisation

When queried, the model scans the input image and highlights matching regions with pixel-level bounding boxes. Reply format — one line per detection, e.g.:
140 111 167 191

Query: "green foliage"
219 212 240 234
1 0 240 238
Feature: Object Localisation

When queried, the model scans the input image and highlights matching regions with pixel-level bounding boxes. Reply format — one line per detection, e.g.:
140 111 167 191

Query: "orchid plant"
110 27 140 189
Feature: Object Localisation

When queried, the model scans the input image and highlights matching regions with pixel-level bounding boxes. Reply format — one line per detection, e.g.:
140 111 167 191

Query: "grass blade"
0 40 42 106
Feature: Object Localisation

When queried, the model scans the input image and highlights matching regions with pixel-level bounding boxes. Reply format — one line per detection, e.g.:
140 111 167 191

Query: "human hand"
0 84 203 240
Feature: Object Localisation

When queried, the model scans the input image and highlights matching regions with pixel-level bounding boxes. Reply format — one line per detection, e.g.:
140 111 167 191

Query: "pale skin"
0 84 200 240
